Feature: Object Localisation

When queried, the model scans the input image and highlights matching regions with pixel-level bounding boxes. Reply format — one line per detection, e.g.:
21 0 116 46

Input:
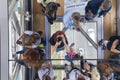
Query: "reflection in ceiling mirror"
87 28 95 46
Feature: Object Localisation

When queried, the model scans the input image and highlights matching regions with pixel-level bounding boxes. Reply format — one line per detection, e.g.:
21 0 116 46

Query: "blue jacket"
85 0 112 20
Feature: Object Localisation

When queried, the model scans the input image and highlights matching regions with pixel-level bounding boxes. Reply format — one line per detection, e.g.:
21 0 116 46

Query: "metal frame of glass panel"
0 0 8 80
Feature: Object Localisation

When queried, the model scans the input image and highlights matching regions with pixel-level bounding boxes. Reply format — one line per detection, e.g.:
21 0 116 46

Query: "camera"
16 40 22 44
57 37 62 42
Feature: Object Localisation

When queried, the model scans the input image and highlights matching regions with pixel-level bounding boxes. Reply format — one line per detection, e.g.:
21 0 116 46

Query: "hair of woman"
53 31 67 42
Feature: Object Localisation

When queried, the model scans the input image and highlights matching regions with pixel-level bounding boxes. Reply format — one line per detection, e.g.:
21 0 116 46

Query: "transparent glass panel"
7 0 120 80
